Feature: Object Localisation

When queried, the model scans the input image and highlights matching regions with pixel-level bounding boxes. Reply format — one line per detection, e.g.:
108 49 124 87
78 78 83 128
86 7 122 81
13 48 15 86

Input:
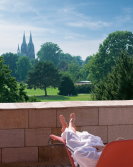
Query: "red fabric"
96 140 133 167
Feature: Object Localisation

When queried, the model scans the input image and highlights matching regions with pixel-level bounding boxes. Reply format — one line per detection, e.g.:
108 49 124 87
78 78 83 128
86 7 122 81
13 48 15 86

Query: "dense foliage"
2 53 32 82
94 52 133 100
0 57 28 102
2 53 18 78
16 56 32 81
37 42 86 82
37 42 62 66
75 84 92 94
88 31 133 82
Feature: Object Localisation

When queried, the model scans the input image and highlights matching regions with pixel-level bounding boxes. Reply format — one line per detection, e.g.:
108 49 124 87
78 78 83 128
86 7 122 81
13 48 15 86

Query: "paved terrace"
0 100 133 167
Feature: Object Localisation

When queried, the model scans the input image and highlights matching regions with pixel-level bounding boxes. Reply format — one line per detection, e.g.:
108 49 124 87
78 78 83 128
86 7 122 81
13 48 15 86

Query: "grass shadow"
36 95 70 101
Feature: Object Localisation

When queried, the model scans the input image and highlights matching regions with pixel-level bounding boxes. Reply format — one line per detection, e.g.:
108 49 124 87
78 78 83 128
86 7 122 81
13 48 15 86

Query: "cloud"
123 7 133 14
114 7 133 26
58 7 112 30
115 15 131 24
67 20 111 30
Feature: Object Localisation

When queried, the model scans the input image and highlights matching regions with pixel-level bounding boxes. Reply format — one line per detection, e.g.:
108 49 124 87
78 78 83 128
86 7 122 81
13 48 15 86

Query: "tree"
16 56 32 82
58 54 85 82
37 42 62 66
94 52 133 100
27 61 60 96
0 57 28 102
88 31 133 82
67 63 81 82
58 75 77 96
78 65 89 81
84 55 93 64
58 53 83 73
58 53 73 71
1 53 19 78
72 56 83 66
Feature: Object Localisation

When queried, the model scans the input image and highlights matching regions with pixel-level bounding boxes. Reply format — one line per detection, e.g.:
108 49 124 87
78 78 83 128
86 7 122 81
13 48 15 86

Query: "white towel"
62 128 104 167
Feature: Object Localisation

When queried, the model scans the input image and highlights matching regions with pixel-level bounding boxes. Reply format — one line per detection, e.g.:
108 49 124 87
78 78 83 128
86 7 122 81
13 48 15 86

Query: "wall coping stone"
0 100 133 110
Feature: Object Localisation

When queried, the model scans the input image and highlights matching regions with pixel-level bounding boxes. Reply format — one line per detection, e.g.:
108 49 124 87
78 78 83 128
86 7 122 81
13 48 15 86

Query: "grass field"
26 87 59 96
26 87 92 101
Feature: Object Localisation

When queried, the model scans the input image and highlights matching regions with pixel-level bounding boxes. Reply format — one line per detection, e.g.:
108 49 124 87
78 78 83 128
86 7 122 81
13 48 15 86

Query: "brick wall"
0 101 133 166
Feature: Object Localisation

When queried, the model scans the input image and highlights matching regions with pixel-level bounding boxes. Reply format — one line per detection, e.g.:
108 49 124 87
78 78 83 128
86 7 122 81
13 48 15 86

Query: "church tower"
18 32 35 59
27 32 35 59
21 32 28 56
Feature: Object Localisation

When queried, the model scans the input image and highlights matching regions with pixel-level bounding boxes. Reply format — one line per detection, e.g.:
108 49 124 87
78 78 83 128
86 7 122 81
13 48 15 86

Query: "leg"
59 115 68 133
68 113 76 132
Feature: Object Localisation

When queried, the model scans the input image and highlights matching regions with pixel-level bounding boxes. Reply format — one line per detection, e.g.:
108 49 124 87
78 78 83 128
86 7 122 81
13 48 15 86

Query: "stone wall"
0 101 133 166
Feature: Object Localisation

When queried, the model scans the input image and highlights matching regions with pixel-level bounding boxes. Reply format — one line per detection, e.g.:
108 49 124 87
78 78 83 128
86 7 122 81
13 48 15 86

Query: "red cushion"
96 140 133 167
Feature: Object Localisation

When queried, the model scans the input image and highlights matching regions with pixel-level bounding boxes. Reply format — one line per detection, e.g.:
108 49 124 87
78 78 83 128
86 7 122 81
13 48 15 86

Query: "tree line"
1 42 88 83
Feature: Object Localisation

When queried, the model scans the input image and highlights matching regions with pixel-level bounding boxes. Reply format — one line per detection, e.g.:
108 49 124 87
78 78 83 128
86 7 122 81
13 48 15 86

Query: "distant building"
75 81 92 85
17 32 35 59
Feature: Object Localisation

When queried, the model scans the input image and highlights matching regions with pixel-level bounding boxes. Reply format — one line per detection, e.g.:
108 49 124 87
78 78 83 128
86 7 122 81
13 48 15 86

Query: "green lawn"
26 87 92 102
26 87 59 96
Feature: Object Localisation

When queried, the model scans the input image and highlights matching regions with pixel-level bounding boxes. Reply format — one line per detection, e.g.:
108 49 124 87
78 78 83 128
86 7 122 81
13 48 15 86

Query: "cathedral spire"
29 32 33 43
27 32 35 59
23 32 26 43
21 32 27 56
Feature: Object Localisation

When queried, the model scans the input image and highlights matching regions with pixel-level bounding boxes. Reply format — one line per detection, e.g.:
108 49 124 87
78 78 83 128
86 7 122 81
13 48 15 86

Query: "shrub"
58 75 77 96
28 96 40 102
75 84 92 94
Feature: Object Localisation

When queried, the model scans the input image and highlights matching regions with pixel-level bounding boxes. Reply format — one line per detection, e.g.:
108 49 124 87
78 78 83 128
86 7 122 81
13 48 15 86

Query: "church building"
17 32 35 59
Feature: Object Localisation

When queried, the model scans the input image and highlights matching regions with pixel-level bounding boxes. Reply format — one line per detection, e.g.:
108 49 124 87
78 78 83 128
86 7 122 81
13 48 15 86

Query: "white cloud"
115 15 131 24
123 7 133 14
58 7 112 30
67 20 111 30
114 7 133 25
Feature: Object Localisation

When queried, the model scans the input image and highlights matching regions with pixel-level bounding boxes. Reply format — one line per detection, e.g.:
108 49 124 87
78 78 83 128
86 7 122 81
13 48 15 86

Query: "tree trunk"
44 87 47 96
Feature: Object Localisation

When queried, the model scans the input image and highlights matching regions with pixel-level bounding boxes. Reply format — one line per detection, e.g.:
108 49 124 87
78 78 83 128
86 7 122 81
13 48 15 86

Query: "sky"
0 0 133 60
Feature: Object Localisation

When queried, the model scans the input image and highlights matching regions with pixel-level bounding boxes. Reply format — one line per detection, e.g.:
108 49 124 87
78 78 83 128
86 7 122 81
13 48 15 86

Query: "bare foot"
70 113 76 122
69 113 76 132
59 115 68 133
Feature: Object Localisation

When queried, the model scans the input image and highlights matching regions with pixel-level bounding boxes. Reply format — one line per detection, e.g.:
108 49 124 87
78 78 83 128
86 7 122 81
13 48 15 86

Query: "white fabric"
61 128 104 167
